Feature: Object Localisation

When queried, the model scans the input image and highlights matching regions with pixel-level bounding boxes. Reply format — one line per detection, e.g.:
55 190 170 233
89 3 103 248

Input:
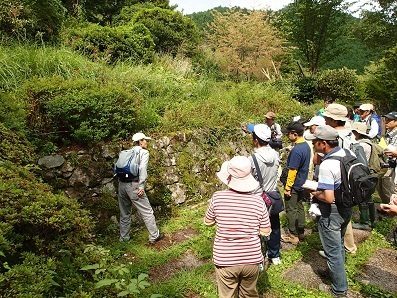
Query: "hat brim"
304 133 316 140
304 121 314 127
247 124 256 132
216 161 259 192
322 111 348 121
281 128 290 134
384 114 397 120
351 128 369 137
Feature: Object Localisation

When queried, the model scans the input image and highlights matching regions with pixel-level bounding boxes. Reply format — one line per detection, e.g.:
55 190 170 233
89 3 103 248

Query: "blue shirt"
286 141 311 191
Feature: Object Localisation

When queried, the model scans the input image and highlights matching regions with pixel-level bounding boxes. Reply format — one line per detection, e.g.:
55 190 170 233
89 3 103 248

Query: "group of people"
112 101 397 298
203 102 397 297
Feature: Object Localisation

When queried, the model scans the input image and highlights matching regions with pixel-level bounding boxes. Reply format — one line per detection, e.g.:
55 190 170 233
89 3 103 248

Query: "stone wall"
37 127 252 208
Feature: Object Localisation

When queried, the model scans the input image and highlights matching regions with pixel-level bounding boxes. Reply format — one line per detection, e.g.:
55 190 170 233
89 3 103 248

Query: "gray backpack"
115 148 140 181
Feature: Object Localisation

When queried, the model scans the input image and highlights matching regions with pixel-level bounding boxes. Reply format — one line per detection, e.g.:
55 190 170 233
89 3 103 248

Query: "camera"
380 157 397 169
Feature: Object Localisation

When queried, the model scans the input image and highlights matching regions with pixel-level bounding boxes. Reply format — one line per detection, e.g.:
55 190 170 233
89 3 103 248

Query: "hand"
137 188 145 197
284 190 291 197
384 149 397 157
380 203 397 215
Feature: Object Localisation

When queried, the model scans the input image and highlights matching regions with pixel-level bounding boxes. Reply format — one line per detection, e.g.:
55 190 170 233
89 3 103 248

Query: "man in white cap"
358 103 379 139
248 124 282 265
304 116 326 180
116 132 164 244
306 125 352 297
321 103 358 255
205 156 271 297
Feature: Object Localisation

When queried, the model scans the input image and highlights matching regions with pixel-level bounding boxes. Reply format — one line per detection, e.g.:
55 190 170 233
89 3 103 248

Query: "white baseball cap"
132 132 151 142
304 116 326 127
247 124 271 142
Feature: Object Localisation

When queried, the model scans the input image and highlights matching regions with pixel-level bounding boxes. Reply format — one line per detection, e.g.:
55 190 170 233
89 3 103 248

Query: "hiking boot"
270 257 282 265
316 268 330 278
281 233 299 245
298 233 305 241
318 283 347 297
149 232 165 244
352 222 372 231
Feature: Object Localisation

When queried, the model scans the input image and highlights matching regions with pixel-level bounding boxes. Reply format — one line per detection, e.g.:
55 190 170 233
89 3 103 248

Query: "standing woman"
204 156 271 298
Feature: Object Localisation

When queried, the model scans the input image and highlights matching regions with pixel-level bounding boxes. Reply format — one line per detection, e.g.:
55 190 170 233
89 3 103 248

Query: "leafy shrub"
317 67 364 103
22 76 145 144
132 7 200 56
0 253 59 297
292 75 319 104
0 160 92 259
0 123 35 165
62 22 155 64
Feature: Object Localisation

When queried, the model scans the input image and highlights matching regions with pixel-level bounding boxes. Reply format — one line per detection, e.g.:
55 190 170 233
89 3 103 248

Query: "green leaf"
95 279 117 288
150 295 163 298
137 273 148 282
118 290 130 297
0 251 5 257
80 264 100 271
138 280 150 289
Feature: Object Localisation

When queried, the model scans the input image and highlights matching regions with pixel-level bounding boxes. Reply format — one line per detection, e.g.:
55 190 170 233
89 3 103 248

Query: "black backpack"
326 149 378 208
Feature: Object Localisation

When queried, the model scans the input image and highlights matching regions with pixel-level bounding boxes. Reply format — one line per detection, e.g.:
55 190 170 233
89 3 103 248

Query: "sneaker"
281 233 299 245
318 283 347 297
270 257 282 265
149 232 165 244
318 250 327 258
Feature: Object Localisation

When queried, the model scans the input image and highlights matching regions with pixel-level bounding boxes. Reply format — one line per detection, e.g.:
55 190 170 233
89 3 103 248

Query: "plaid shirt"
386 128 397 146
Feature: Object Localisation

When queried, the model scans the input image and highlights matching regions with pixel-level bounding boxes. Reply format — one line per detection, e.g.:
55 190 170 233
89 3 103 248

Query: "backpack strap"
251 154 264 187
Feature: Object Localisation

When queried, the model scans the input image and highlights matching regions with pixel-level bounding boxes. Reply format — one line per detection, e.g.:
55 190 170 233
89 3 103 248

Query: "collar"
295 136 306 144
323 147 342 159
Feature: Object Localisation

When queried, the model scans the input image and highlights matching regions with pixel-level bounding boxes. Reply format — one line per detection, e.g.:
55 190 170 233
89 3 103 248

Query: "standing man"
358 104 379 139
307 125 352 297
322 103 358 256
264 112 282 139
280 121 311 244
205 156 271 297
248 124 282 265
116 132 164 244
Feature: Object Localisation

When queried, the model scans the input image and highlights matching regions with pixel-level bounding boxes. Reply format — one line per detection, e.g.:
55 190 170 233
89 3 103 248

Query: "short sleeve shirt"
286 141 311 190
317 148 346 191
205 189 270 267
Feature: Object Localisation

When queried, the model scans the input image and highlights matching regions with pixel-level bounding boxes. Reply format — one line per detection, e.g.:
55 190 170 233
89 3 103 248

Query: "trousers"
118 181 159 242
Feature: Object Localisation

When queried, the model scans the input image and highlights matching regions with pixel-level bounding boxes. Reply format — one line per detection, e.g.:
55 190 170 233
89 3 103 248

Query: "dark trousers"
267 213 281 259
285 188 305 235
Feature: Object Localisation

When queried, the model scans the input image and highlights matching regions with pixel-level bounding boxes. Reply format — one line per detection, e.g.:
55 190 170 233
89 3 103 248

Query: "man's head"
358 104 373 120
353 103 362 113
304 116 326 134
322 103 348 128
323 96 334 108
132 132 151 148
351 122 369 140
247 124 271 147
384 112 397 131
265 112 276 126
305 125 339 154
282 121 305 142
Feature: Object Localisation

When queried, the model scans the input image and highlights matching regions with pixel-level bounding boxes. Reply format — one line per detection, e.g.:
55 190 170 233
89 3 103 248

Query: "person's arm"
275 123 282 139
284 168 297 196
137 149 149 195
204 197 216 226
367 118 379 139
311 189 335 204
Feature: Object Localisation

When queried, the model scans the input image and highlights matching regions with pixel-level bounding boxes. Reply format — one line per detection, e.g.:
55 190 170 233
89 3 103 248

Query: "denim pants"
318 203 352 295
118 181 160 242
267 213 281 259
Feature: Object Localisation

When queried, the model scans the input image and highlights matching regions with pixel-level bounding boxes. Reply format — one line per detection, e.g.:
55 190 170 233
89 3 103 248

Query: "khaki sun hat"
351 122 369 137
322 103 348 121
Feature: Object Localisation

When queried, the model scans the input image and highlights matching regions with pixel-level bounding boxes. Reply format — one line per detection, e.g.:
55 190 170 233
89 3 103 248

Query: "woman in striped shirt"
205 156 271 298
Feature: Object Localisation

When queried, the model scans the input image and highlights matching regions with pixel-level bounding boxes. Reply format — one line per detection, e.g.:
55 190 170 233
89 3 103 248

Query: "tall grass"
0 43 104 91
1 43 316 138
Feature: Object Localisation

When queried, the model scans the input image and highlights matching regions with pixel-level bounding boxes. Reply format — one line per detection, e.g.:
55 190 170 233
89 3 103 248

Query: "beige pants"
215 264 259 298
344 221 357 254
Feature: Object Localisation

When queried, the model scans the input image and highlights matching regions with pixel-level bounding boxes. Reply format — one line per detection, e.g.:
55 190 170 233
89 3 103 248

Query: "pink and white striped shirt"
205 189 270 267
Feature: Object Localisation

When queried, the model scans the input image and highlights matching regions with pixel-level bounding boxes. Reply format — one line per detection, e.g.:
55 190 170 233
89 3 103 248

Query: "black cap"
353 103 362 108
384 112 397 120
281 121 305 134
